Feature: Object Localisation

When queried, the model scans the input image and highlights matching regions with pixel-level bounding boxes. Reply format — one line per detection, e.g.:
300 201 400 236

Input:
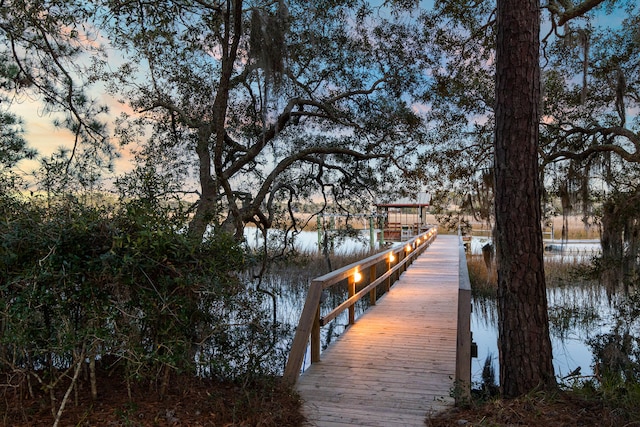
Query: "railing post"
386 254 393 291
284 227 439 385
369 264 377 305
401 245 408 273
311 305 321 363
348 276 356 325
284 281 324 385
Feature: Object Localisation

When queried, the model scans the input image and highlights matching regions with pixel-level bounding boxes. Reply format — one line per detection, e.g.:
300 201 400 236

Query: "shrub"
0 194 283 418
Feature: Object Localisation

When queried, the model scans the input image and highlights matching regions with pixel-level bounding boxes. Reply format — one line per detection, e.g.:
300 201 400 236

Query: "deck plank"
296 234 461 426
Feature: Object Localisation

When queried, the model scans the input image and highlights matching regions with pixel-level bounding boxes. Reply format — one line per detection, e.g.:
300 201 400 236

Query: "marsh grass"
256 246 387 362
466 253 600 296
465 250 640 411
266 246 383 286
467 254 497 297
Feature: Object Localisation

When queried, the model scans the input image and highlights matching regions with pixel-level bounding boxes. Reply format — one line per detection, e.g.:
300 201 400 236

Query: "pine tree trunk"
494 0 556 398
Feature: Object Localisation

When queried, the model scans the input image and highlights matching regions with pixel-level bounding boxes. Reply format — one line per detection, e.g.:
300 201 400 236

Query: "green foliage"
0 54 36 189
597 189 640 293
0 113 34 169
587 292 640 383
0 193 284 408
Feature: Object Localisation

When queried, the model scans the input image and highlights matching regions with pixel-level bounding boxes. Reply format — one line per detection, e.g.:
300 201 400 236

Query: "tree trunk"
188 128 219 241
494 0 555 398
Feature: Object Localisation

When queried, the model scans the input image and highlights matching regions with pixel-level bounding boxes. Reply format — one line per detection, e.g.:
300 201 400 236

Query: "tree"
419 0 628 397
494 0 555 397
0 1 114 183
600 186 640 294
99 0 430 243
0 38 36 191
417 1 497 226
539 4 640 291
0 108 34 191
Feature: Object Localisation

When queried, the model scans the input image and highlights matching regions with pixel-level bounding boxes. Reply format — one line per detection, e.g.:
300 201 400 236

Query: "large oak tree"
540 4 640 291
99 1 430 243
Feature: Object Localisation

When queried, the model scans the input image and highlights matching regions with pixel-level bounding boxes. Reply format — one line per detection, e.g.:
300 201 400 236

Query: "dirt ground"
426 391 640 427
1 372 305 427
5 373 640 427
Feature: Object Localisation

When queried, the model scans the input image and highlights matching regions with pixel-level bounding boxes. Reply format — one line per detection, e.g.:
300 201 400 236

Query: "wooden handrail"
283 226 438 385
456 232 473 402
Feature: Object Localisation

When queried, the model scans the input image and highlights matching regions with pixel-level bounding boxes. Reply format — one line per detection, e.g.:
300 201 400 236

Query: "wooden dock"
296 234 461 426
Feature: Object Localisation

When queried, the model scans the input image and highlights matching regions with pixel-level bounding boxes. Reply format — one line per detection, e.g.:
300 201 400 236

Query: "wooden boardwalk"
296 234 461 426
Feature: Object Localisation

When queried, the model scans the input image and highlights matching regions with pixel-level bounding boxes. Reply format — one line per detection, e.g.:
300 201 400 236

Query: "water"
244 226 389 255
469 235 601 262
467 237 611 385
245 226 398 370
274 274 619 384
251 230 620 385
260 266 373 373
471 283 620 387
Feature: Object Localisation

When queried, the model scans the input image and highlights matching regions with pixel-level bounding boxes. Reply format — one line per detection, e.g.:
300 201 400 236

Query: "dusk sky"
10 2 629 183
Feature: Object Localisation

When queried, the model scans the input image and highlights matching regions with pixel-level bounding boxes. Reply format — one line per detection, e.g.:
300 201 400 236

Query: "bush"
0 194 283 416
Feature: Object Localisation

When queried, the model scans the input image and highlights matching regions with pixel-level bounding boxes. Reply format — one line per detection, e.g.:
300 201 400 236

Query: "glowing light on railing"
389 253 395 262
405 244 412 252
354 271 362 283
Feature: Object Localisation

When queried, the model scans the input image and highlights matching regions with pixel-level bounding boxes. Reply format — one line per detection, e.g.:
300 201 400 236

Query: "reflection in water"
256 270 372 374
267 273 619 380
471 295 499 385
255 272 621 382
246 228 387 374
253 231 620 384
471 283 619 386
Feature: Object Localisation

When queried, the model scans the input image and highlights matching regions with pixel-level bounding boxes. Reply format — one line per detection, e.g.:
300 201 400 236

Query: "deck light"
405 244 412 252
354 271 362 283
389 253 395 262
